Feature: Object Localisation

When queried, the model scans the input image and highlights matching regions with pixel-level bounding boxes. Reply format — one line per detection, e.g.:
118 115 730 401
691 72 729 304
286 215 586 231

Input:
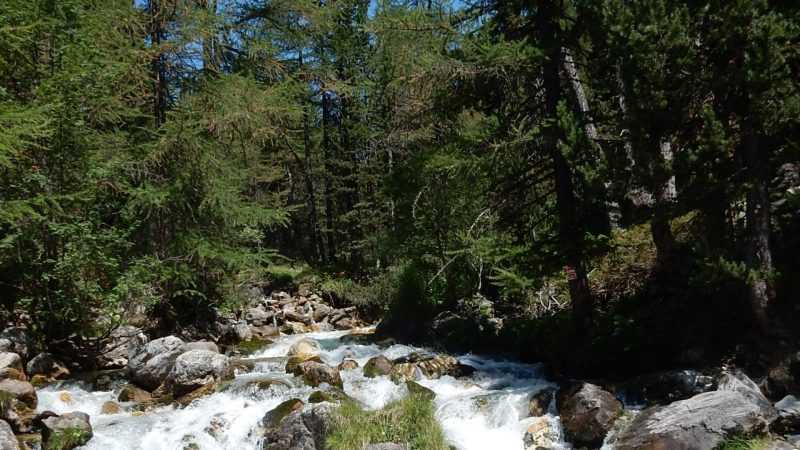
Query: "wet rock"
184 341 219 353
263 399 305 428
363 356 393 378
772 395 800 434
523 416 559 450
286 356 323 375
0 419 19 450
337 359 359 371
100 401 121 415
406 381 435 400
26 354 70 381
0 354 24 381
613 390 777 450
41 412 92 450
293 361 343 388
284 310 312 326
308 389 350 404
557 382 622 448
175 382 219 406
166 350 233 396
117 384 152 403
389 353 469 383
333 317 354 330
287 339 321 360
614 369 716 406
529 387 555 417
764 440 796 450
127 336 186 391
251 326 280 340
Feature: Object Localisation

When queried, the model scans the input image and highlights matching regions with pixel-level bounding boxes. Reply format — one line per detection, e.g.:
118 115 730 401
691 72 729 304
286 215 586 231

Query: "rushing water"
37 330 566 450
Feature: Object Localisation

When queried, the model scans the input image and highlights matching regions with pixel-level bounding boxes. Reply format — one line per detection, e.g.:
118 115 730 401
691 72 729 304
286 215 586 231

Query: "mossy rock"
262 398 304 428
406 381 435 400
233 339 273 356
308 388 351 404
363 356 393 378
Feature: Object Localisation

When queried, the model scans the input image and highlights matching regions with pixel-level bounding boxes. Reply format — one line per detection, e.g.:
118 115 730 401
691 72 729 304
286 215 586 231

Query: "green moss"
234 338 273 356
326 393 448 450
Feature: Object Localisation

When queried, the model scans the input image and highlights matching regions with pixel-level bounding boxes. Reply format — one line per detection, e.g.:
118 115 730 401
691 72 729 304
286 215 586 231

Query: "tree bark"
742 112 773 331
650 140 677 265
322 90 337 263
538 0 593 338
148 0 167 127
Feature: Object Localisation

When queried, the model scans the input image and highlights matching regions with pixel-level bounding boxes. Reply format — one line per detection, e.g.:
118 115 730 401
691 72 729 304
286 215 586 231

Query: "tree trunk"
148 0 167 127
650 140 677 265
742 112 773 331
538 1 593 338
322 90 337 263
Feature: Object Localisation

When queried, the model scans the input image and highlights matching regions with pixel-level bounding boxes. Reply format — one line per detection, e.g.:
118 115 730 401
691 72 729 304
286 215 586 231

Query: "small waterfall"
37 330 565 450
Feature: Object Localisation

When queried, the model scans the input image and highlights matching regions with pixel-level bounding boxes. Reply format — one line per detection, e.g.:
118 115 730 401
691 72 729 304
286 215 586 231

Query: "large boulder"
166 350 233 396
245 307 275 326
0 353 24 381
528 387 556 417
127 336 186 391
117 384 153 403
363 356 393 378
292 361 343 389
261 403 333 450
613 390 777 450
183 341 219 353
41 412 93 450
0 420 18 450
557 382 622 448
262 399 304 428
26 353 70 380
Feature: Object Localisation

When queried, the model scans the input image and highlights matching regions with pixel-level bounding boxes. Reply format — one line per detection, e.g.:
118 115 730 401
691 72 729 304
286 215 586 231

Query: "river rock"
0 328 31 360
406 381 435 400
245 307 274 326
0 353 24 381
26 353 70 380
281 322 310 335
287 339 321 360
251 325 280 340
166 350 233 396
773 394 800 433
717 369 773 410
363 356 393 378
41 412 93 450
529 387 555 417
286 355 323 374
261 403 333 450
184 341 219 353
100 401 122 415
0 380 37 409
97 326 142 369
127 336 186 391
294 361 343 388
615 369 716 406
0 380 36 432
557 382 622 448
312 304 332 322
613 390 777 450
262 399 304 428
337 359 359 371
117 384 153 403
523 416 559 450
390 353 473 383
0 420 18 450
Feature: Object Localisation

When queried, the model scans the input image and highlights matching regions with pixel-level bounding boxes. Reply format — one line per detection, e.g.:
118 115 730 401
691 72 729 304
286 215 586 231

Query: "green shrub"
715 436 773 450
326 393 449 450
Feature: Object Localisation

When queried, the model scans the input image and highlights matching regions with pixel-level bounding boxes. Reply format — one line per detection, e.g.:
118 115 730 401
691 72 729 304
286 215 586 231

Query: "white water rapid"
36 330 567 450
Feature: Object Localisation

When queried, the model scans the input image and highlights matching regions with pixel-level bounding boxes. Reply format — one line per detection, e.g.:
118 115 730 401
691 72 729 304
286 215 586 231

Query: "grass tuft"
326 393 449 450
